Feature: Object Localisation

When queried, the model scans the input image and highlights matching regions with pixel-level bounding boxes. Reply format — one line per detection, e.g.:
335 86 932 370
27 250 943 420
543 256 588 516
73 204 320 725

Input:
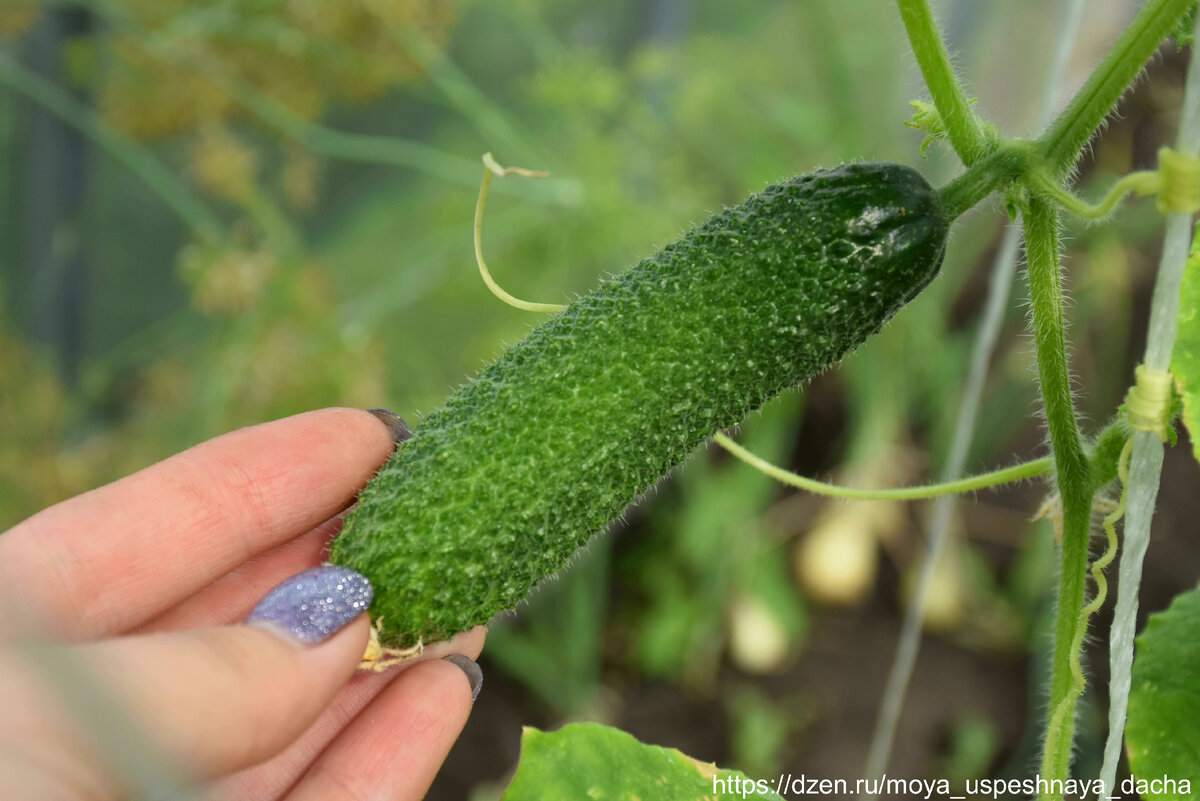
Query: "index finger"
0 408 399 639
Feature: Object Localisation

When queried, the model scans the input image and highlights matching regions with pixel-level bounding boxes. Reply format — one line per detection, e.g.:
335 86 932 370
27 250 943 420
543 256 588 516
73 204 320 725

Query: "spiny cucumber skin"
332 162 948 647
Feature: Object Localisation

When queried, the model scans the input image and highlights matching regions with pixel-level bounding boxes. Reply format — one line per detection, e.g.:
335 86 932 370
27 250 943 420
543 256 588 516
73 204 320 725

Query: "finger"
6 568 375 798
0 408 398 639
283 651 484 801
203 627 486 801
134 511 345 633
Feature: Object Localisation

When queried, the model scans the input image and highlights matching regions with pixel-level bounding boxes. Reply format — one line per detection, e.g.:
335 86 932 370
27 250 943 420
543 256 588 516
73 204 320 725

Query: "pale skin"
0 408 486 800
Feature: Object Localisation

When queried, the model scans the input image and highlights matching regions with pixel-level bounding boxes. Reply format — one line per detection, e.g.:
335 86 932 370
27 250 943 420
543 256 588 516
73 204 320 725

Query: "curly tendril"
1033 146 1200 220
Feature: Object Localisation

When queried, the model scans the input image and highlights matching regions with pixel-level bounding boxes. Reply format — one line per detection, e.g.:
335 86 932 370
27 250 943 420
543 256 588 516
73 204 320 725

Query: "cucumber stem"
937 142 1032 221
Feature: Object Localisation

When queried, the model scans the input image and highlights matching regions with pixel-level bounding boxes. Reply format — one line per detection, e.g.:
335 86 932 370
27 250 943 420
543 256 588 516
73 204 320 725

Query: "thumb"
9 567 372 797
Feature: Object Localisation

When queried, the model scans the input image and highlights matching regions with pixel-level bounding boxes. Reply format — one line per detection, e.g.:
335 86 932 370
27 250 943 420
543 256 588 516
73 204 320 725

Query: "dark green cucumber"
331 162 948 647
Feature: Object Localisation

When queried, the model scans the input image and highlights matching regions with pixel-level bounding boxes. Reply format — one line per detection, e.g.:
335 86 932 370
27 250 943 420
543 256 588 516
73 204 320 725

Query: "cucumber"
331 161 949 647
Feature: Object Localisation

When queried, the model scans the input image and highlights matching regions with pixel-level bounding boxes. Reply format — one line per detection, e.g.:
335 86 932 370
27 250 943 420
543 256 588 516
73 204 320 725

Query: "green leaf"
1166 227 1200 460
501 722 784 801
1173 3 1198 50
1125 586 1200 800
1171 227 1200 466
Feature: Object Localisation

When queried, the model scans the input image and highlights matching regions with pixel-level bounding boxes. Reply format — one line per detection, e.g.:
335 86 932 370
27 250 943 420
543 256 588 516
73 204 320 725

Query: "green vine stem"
713 434 1052 499
1026 192 1094 789
1026 165 1163 220
937 0 1193 223
1030 146 1200 221
893 0 994 165
863 1 1088 788
1100 10 1200 792
916 6 1197 777
1039 0 1194 176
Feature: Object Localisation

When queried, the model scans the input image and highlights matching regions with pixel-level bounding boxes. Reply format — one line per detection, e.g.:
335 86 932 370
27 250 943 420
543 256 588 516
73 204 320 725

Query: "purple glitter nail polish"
247 566 373 645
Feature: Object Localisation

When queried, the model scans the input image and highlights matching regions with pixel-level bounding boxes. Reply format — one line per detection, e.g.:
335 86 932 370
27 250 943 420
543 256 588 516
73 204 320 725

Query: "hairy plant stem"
938 0 1193 223
1038 0 1194 175
1025 194 1094 790
937 141 1031 221
928 12 1199 781
864 3 1088 788
894 0 993 165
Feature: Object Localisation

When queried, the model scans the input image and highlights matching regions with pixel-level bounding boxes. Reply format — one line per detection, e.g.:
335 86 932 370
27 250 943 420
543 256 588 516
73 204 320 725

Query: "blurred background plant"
3 0 1196 796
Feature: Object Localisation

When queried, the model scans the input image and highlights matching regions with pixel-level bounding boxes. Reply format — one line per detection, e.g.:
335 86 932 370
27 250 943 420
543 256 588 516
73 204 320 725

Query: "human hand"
0 408 485 800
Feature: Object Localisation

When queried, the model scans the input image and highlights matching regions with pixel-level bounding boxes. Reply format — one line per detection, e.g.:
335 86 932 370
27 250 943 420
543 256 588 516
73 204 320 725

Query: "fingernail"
442 654 483 702
366 408 412 445
247 566 373 645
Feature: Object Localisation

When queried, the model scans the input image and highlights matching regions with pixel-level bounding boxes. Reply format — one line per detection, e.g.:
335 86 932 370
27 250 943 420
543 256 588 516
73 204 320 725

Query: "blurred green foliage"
939 713 1002 781
0 0 929 523
725 683 809 780
619 395 805 687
